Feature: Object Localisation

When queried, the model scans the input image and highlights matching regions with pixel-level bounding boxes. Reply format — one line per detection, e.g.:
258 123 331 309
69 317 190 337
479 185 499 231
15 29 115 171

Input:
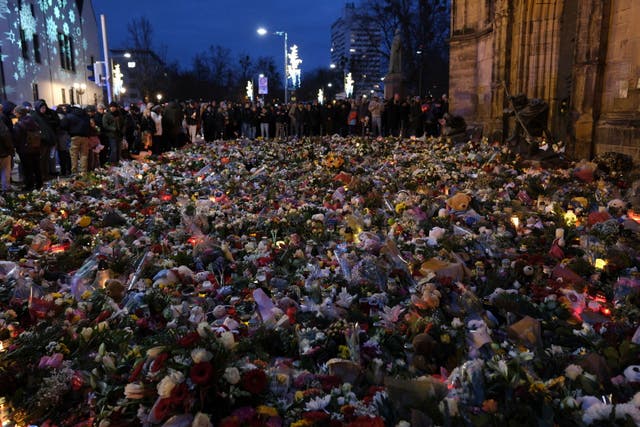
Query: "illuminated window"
58 32 75 71
33 34 41 63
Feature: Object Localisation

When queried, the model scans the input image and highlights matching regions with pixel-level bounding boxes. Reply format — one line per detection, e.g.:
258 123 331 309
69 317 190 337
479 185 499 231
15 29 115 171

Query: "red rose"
178 332 201 347
189 362 214 385
169 382 189 403
302 411 330 422
150 353 169 373
241 369 268 394
152 397 172 422
128 360 145 382
218 416 241 427
347 416 385 427
317 374 341 392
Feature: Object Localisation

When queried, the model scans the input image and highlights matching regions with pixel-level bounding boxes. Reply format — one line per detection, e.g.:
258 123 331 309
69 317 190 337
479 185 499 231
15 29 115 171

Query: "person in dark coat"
0 105 14 192
60 105 91 173
102 102 124 163
31 99 60 180
201 102 217 142
12 106 42 191
161 101 183 149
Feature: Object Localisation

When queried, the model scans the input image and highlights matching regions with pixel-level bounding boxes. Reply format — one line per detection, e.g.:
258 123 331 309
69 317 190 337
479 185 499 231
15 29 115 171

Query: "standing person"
94 103 109 166
201 102 217 142
12 106 42 191
274 104 286 140
60 104 91 174
347 101 358 135
102 101 124 164
368 96 384 137
150 104 163 154
386 94 402 137
185 100 199 143
85 106 102 171
288 102 301 138
31 99 60 180
140 103 156 151
258 106 270 140
0 108 13 193
161 101 183 149
55 105 72 176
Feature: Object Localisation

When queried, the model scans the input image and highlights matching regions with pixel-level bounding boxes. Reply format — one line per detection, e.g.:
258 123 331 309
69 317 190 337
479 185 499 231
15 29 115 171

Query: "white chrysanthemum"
564 364 583 381
305 395 331 411
218 331 235 349
191 348 213 363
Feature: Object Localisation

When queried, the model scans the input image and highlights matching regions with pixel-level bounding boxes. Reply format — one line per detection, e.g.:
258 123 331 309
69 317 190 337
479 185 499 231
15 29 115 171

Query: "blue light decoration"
0 0 102 104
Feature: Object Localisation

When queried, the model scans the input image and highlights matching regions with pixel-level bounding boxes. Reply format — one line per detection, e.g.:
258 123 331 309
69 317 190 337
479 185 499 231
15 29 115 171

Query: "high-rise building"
331 2 383 98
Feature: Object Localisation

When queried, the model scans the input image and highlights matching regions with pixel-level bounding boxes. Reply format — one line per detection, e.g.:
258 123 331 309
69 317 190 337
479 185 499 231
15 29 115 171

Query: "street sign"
258 76 268 95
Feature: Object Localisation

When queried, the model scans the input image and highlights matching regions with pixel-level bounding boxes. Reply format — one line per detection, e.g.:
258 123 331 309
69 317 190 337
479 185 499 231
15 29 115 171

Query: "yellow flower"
51 292 63 299
291 421 312 427
440 334 451 344
338 345 351 359
294 390 305 402
395 202 407 214
77 216 92 227
256 405 278 417
81 290 93 300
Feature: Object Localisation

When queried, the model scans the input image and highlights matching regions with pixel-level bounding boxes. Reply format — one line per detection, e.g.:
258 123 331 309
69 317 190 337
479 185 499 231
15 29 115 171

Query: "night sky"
92 0 348 74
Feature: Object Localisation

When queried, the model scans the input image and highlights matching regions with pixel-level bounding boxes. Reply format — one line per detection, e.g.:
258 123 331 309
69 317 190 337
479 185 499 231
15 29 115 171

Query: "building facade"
0 0 103 107
331 2 383 98
449 0 640 161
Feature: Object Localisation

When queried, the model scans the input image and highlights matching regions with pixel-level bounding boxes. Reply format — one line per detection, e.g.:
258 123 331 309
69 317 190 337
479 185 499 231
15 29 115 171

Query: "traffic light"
91 61 107 86
87 64 95 82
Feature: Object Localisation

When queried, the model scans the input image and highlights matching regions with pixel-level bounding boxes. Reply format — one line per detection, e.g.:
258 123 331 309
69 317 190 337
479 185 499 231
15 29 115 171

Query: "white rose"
192 412 213 427
124 382 145 399
565 364 584 381
146 346 165 358
218 331 236 349
197 322 212 338
223 367 240 385
80 327 93 341
191 348 213 363
97 321 109 332
157 370 184 398
102 355 116 371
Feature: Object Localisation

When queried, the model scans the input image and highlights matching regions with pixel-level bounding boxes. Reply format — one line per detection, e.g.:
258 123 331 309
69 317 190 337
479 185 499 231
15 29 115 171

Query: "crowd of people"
0 93 449 194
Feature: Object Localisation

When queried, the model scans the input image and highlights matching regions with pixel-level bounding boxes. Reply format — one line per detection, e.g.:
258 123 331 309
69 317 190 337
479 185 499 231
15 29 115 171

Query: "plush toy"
411 332 437 372
446 192 472 212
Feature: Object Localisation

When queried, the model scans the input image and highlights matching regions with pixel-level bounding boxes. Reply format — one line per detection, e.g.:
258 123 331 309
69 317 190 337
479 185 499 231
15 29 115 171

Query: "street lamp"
156 93 163 102
257 27 288 104
73 82 86 105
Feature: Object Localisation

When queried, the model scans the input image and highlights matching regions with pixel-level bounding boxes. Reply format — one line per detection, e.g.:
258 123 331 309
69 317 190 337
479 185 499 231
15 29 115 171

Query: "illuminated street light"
156 93 163 102
123 52 132 58
257 27 289 103
330 63 336 69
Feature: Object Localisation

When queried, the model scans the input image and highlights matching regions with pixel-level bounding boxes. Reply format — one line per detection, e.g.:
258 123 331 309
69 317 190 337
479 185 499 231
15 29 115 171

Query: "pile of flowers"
0 135 639 426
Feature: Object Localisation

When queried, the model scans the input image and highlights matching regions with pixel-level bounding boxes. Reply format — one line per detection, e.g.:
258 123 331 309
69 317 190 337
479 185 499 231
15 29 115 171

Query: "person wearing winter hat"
12 106 43 191
102 101 124 163
31 99 60 180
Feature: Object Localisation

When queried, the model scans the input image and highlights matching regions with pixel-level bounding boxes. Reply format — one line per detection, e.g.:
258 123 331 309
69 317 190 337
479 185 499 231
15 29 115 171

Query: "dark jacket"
0 114 13 157
60 106 91 137
31 99 60 146
13 115 41 155
102 109 124 139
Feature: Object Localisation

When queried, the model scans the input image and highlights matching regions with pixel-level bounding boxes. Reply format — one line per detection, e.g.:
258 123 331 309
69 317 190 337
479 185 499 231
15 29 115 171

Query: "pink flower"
38 353 64 369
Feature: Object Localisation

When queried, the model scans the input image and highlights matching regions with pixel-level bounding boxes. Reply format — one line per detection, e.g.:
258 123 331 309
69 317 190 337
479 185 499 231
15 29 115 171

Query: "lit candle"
594 258 607 270
564 209 577 226
510 215 520 229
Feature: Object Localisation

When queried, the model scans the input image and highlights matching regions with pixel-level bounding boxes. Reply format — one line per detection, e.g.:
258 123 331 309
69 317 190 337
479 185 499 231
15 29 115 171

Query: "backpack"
25 129 42 153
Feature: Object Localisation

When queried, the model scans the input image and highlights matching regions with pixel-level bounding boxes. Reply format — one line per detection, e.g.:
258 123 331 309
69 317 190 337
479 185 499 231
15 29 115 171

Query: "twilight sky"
92 0 348 73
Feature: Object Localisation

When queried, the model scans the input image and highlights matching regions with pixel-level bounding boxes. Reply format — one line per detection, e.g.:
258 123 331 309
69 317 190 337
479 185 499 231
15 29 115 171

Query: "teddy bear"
446 192 472 212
